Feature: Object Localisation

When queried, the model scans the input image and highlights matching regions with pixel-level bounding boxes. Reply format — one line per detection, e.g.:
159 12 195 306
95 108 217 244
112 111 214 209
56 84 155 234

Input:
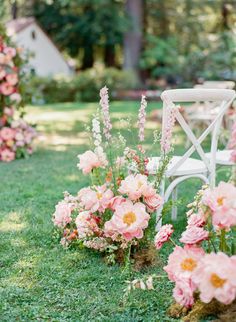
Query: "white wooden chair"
147 88 236 228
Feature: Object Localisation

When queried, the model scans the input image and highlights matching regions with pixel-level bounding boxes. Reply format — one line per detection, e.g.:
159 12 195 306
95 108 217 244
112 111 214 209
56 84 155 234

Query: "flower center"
210 273 226 288
217 196 225 206
123 212 136 226
181 258 197 271
96 192 103 200
138 181 143 188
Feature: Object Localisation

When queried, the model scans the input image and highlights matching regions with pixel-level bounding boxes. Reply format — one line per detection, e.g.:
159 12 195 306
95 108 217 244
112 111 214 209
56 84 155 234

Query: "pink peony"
187 212 206 228
6 73 18 86
154 224 173 250
77 150 103 174
75 211 100 238
0 82 14 95
52 201 72 228
173 278 195 308
164 245 205 282
104 200 150 241
202 182 236 229
95 185 114 212
78 187 100 213
180 226 208 245
192 252 236 305
0 148 15 162
118 174 149 201
109 196 126 211
0 127 15 141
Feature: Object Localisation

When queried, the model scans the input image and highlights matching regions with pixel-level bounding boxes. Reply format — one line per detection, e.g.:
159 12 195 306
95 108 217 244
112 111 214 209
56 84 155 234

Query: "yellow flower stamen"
123 212 136 226
210 273 226 288
181 258 197 271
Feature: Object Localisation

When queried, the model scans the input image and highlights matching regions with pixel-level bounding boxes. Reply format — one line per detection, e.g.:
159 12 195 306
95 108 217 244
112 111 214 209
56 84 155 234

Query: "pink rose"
0 82 14 96
6 73 18 86
173 278 195 308
52 201 72 228
143 186 163 212
77 150 103 174
154 224 173 250
78 187 99 212
187 212 206 228
0 148 15 162
0 127 15 141
180 226 209 245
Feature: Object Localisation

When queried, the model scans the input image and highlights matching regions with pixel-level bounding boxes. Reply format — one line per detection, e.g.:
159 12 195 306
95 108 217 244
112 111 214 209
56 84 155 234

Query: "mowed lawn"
0 101 229 321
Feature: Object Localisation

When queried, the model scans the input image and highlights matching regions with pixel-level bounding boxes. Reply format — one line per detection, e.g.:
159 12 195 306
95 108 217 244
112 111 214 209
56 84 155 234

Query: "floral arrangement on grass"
0 30 36 162
128 181 236 320
52 87 169 265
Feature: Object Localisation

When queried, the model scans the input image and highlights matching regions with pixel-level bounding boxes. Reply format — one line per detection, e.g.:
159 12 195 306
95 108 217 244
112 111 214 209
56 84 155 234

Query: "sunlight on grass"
0 212 26 232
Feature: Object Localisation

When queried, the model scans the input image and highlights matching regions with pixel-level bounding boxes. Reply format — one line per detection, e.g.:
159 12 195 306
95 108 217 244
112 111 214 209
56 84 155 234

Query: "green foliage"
30 67 138 103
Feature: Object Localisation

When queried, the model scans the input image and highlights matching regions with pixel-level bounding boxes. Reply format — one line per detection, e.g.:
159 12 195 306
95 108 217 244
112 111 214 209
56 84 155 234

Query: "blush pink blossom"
104 200 150 241
164 245 205 282
0 67 6 79
0 148 15 162
202 182 236 229
143 186 163 212
118 174 149 201
75 211 100 238
78 187 100 213
154 224 173 250
3 47 16 58
77 150 103 174
6 73 18 86
10 92 21 102
0 82 14 95
52 201 72 228
138 95 147 142
95 185 114 212
192 252 236 305
109 196 126 211
187 212 206 228
173 278 195 308
99 86 112 140
0 127 15 140
180 226 209 245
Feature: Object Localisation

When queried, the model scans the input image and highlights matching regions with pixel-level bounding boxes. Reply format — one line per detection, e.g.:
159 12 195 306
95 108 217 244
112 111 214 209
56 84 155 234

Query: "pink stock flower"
77 150 103 174
202 182 236 229
0 82 14 95
75 211 100 238
118 174 149 201
154 224 173 250
180 226 209 245
6 73 18 86
52 201 72 228
99 86 112 140
173 278 195 308
104 200 150 241
138 95 147 142
160 104 179 153
0 127 15 140
0 148 15 162
164 245 204 282
192 252 236 305
187 212 206 228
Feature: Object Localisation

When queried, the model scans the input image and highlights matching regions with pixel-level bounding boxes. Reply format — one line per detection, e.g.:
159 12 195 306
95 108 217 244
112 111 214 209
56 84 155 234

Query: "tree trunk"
81 45 94 70
104 44 116 67
11 1 18 19
123 0 143 82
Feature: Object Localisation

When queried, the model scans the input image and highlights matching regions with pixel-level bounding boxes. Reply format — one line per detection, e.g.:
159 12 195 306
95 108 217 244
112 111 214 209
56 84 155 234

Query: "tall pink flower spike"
99 86 112 140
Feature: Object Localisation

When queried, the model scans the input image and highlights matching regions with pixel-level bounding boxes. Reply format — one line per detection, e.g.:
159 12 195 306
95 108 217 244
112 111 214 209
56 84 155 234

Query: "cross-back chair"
147 88 236 228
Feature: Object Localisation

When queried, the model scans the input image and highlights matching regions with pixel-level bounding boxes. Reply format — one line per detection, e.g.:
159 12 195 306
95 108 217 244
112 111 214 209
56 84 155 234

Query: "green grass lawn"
0 101 230 321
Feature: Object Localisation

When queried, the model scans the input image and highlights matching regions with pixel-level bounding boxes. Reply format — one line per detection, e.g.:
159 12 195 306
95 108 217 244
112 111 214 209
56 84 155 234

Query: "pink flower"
143 186 163 212
154 224 173 250
0 148 15 162
104 200 150 241
230 150 236 163
192 252 236 305
75 211 100 238
3 47 16 58
99 86 112 140
10 92 21 102
118 174 149 201
3 106 14 117
6 73 18 86
138 95 147 142
187 212 206 228
0 67 6 79
77 150 103 174
173 278 195 308
202 182 236 229
0 82 14 95
109 196 126 211
0 127 15 141
78 187 100 212
160 104 179 153
164 245 205 282
52 201 72 228
95 185 114 212
180 226 209 245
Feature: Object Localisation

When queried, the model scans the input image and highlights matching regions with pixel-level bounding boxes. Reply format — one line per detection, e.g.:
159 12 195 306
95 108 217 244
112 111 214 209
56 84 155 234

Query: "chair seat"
147 156 208 177
205 150 234 166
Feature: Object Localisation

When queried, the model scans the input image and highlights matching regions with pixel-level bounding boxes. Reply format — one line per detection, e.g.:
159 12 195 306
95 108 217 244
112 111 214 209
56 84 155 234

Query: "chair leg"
171 187 178 221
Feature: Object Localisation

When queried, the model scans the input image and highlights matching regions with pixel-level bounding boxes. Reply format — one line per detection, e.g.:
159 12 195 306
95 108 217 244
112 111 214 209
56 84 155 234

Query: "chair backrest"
160 88 236 186
195 81 235 90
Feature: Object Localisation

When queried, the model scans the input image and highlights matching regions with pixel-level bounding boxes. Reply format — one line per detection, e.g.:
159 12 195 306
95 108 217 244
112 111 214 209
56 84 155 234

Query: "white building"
6 17 73 77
